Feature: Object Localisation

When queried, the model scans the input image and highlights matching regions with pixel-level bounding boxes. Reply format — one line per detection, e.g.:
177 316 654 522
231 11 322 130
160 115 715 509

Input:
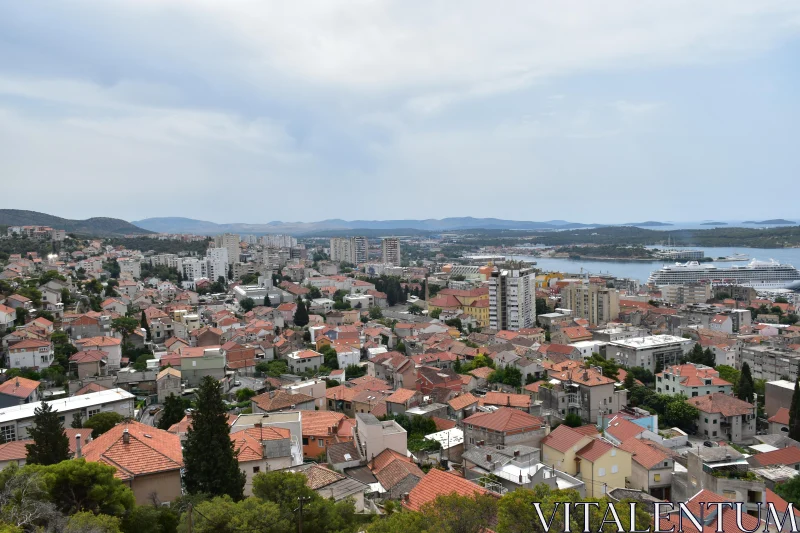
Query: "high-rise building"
381 238 400 266
206 247 229 282
330 237 369 265
214 233 240 264
489 267 535 331
560 282 620 325
182 258 208 281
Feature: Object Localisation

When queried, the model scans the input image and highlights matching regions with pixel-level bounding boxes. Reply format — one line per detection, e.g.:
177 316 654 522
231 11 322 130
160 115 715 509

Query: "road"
228 375 264 397
139 403 162 427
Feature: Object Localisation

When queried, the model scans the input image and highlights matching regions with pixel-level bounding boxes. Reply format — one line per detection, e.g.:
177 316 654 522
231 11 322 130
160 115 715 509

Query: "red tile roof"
447 392 479 411
0 377 40 399
686 393 754 417
768 407 790 425
750 446 800 467
252 390 315 412
0 439 32 462
658 364 732 388
81 421 183 480
74 382 110 395
482 391 530 409
540 425 590 453
432 417 457 431
462 407 544 433
385 388 418 405
404 469 495 512
576 438 614 462
8 339 51 350
619 438 669 469
301 411 347 438
605 416 646 442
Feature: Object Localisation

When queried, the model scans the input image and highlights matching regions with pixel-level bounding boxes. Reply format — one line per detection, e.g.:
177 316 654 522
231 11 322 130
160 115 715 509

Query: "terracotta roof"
385 388 418 405
404 469 494 512
540 424 590 453
619 438 669 469
74 382 110 395
75 336 122 347
252 390 315 412
81 421 183 480
482 391 530 409
658 364 732 388
576 438 614 462
448 392 479 411
0 439 33 462
573 424 600 437
769 407 790 425
605 417 646 442
560 326 592 340
69 351 108 364
0 377 40 399
468 367 494 380
157 367 181 380
432 417 457 431
301 411 347 437
751 446 800 467
8 339 51 350
371 449 424 490
230 426 291 462
462 407 544 433
686 393 754 417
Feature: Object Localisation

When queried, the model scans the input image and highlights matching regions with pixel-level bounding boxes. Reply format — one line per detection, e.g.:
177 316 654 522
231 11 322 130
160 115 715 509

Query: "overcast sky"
1 2 799 224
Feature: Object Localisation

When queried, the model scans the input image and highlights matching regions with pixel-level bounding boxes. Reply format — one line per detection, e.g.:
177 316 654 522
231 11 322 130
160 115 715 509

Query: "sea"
508 246 800 284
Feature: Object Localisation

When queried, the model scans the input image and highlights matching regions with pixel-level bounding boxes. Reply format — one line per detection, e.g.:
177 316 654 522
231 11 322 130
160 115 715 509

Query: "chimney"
514 450 520 457
486 454 492 462
75 433 82 458
402 493 410 502
507 395 511 407
122 428 130 444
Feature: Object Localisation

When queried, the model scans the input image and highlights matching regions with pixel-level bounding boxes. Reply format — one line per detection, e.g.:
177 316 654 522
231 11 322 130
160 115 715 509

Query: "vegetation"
256 360 288 378
183 376 245 500
585 353 620 381
488 367 522 388
25 402 70 466
294 298 309 327
239 297 255 313
158 394 188 431
84 412 124 438
627 385 699 430
564 413 583 427
737 362 755 403
345 364 367 379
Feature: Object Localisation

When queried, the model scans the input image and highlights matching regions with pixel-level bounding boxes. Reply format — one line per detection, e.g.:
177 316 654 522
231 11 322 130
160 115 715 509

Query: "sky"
1 1 799 225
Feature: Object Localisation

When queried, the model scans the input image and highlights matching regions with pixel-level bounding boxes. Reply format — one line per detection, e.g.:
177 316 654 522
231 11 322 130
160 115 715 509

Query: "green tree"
111 317 139 341
183 376 245 500
564 413 583 427
24 459 134 516
71 413 83 429
716 365 740 389
345 364 367 379
25 402 70 465
158 394 188 431
737 362 755 403
84 412 124 438
65 512 121 533
235 388 256 402
395 341 406 354
179 495 289 533
140 311 151 342
664 399 699 430
585 353 619 381
293 298 309 327
408 304 423 315
623 371 635 390
239 297 255 313
369 306 383 319
429 308 441 319
776 472 800 507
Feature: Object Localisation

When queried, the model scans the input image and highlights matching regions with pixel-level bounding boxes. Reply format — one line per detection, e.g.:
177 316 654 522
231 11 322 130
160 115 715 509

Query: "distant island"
743 219 795 225
700 221 728 226
624 221 673 227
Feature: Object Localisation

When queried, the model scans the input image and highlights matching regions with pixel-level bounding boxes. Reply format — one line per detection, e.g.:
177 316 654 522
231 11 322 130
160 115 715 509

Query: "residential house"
301 411 353 459
369 448 425 500
289 463 370 512
403 469 495 511
462 407 548 450
0 377 40 408
416 366 462 394
618 437 675 500
686 392 756 443
74 336 123 370
251 390 316 414
747 446 800 471
80 421 183 505
156 367 182 403
447 393 479 421
6 339 54 369
768 407 789 435
0 304 15 332
286 349 324 374
538 360 626 423
384 388 422 416
69 350 108 378
231 425 295 495
178 345 226 387
353 412 407 463
656 363 733 398
192 326 223 347
551 326 593 345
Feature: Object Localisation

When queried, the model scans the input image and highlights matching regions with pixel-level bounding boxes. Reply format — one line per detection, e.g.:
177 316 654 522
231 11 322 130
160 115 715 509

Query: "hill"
0 210 153 237
743 219 795 225
131 216 600 235
624 221 672 227
700 221 728 226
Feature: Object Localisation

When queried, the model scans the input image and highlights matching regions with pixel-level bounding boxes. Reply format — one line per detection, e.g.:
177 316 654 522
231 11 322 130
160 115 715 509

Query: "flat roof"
767 380 796 390
0 388 134 423
610 335 690 349
424 428 464 449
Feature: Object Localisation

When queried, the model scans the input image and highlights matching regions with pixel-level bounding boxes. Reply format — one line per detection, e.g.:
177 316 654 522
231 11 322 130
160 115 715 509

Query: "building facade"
381 238 400 266
489 267 535 331
560 282 620 325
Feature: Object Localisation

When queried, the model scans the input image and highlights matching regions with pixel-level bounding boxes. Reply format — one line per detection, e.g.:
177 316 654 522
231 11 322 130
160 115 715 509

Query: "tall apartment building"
206 248 229 282
117 258 141 279
659 283 712 305
149 254 183 272
260 234 297 248
182 258 208 281
560 282 620 325
330 237 369 265
381 238 400 266
489 267 535 331
214 233 240 264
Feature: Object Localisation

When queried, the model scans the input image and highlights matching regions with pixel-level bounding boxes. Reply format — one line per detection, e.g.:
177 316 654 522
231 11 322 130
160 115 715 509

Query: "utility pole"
296 496 312 533
186 503 193 533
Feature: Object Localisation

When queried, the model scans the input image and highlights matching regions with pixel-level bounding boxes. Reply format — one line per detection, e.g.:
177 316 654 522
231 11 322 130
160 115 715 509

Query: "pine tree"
140 310 151 341
790 364 800 441
703 348 716 367
737 362 755 403
25 401 70 465
294 297 309 327
158 394 186 431
71 413 83 429
183 376 245 500
623 371 636 390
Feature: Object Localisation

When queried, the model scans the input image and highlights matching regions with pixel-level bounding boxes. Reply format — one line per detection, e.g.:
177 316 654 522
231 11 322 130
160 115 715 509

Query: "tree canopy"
25 402 70 466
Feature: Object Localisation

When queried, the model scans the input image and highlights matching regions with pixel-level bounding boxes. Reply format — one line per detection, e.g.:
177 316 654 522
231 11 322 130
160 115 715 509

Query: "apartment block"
214 233 240 264
489 267 535 331
560 282 620 325
381 238 401 266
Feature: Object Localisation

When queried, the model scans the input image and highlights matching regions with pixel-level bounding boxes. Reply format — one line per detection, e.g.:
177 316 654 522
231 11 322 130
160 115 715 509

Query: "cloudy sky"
1 1 799 225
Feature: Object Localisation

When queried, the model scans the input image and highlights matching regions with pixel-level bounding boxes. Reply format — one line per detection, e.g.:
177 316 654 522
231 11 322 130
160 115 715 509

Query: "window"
598 468 606 477
611 465 618 474
713 419 717 424
318 439 324 447
611 449 616 457
0 425 16 442
88 408 101 418
302 437 309 445
664 462 668 467
704 418 708 423
654 474 661 482
712 431 717 437
253 466 260 473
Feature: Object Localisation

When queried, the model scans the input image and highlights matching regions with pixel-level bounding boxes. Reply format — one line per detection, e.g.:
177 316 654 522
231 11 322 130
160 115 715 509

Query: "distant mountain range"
0 210 153 237
130 217 603 235
743 219 795 225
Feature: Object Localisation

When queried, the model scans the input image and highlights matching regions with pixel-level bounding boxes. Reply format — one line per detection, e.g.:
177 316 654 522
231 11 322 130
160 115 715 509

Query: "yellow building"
540 425 631 498
462 299 490 328
535 272 565 289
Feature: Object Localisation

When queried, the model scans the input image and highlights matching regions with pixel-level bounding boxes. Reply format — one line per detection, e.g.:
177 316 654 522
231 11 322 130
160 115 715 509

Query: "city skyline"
1 2 799 222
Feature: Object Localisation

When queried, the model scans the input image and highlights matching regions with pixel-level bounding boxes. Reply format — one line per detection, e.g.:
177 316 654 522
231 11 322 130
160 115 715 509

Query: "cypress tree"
183 376 245 500
737 362 755 403
294 297 309 327
25 401 70 465
140 310 151 341
790 364 800 441
158 394 186 431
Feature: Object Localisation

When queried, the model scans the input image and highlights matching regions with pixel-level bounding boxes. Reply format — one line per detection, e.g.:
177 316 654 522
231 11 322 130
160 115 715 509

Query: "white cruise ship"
648 259 800 289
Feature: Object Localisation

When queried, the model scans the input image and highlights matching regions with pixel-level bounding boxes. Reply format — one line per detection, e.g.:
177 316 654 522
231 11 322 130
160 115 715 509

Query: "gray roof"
315 477 370 501
693 446 744 462
462 444 540 471
343 465 378 485
754 434 800 448
327 441 361 465
356 412 381 425
607 488 665 516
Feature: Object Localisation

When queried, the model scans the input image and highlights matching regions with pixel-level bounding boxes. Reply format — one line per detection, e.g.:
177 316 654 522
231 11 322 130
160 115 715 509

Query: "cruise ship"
648 259 800 289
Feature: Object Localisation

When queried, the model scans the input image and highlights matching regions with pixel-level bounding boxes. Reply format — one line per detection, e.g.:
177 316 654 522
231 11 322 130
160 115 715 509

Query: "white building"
0 388 135 442
182 258 208 282
214 233 240 264
206 247 229 281
330 237 368 265
117 258 141 279
607 335 693 373
381 238 400 266
286 350 324 374
6 339 54 369
489 267 535 331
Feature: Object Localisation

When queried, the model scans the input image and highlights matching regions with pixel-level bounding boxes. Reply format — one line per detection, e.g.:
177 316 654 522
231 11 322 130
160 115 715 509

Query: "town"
1 222 800 532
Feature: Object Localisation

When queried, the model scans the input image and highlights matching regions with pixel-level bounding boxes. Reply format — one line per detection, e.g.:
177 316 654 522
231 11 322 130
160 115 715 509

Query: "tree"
0 464 63 530
25 402 70 465
71 413 83 429
239 297 255 313
140 311 151 342
293 298 309 327
158 394 187 430
664 400 699 430
535 298 548 317
111 317 139 341
183 376 245 500
623 371 635 390
564 413 583 427
776 471 800 507
369 306 383 319
789 364 800 441
395 341 406 354
180 495 289 533
737 362 755 403
408 304 422 315
22 459 134 516
429 308 441 319
84 412 124 438
65 512 121 533
716 365 740 389
235 388 256 402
